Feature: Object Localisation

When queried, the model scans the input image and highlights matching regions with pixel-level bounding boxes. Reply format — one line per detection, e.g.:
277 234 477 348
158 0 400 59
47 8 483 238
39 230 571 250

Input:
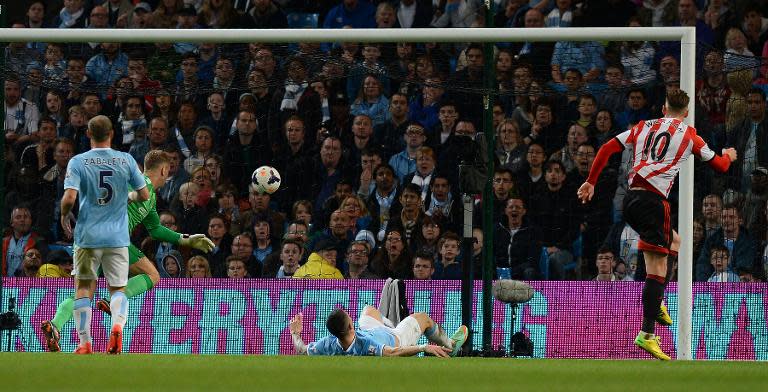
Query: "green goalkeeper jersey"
128 175 181 244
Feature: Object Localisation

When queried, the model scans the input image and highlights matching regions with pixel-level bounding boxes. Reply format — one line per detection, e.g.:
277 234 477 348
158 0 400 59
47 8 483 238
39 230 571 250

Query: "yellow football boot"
634 332 671 361
656 300 673 326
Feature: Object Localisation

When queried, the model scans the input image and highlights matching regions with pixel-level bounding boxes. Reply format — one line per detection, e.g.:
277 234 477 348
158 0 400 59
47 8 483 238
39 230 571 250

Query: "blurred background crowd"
2 0 767 283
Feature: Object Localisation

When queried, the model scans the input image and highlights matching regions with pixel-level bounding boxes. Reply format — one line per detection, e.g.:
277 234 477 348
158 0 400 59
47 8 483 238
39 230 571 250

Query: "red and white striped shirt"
586 116 731 199
616 117 715 197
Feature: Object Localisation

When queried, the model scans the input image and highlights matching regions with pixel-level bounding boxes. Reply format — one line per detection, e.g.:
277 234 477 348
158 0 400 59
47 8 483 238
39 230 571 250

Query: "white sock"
640 330 654 339
72 297 92 345
110 291 128 328
425 324 452 348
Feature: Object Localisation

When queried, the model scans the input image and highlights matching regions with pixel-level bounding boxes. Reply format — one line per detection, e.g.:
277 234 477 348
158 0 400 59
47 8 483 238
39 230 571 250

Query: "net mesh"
3 38 764 278
1 26 767 357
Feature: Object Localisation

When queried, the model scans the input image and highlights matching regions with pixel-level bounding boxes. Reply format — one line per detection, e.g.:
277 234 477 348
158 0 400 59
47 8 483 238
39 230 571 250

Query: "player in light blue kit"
290 305 468 357
60 115 149 355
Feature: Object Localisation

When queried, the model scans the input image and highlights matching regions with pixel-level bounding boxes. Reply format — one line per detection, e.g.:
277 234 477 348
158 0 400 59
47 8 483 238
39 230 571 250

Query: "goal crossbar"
0 26 697 360
0 27 691 44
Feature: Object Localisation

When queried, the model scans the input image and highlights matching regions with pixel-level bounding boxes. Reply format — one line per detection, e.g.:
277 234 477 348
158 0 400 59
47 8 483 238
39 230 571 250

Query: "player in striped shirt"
577 89 737 360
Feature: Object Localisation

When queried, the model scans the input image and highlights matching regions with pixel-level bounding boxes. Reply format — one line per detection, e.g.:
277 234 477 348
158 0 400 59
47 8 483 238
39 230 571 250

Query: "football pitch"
1 353 764 391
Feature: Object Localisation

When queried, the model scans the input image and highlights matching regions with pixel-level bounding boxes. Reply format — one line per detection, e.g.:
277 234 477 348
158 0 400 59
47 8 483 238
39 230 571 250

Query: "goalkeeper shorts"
128 243 145 266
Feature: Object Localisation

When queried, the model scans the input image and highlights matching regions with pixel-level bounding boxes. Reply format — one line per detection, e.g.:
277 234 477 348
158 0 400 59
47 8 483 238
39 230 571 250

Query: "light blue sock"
110 291 128 328
425 324 438 337
72 297 92 345
425 323 451 347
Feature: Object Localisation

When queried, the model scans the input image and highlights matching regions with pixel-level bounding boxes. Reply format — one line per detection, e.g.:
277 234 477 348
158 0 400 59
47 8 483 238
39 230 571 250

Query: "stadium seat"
565 235 582 278
539 241 580 280
539 247 549 280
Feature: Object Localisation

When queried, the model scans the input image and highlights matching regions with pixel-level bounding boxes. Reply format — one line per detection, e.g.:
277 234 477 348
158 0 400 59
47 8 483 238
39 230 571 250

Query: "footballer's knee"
135 257 161 285
362 305 380 318
411 312 431 324
145 264 161 286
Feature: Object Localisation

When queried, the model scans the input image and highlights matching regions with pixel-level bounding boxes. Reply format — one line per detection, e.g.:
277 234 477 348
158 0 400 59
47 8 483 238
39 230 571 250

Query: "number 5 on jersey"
98 170 114 205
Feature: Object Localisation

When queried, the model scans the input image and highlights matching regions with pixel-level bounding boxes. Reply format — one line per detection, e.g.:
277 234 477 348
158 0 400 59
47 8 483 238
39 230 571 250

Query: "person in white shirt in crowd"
4 74 41 145
706 245 740 282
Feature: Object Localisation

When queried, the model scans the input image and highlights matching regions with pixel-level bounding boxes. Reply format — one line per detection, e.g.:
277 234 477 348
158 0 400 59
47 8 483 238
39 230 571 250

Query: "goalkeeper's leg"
42 296 75 352
49 296 74 332
43 259 160 351
125 258 160 296
97 256 160 315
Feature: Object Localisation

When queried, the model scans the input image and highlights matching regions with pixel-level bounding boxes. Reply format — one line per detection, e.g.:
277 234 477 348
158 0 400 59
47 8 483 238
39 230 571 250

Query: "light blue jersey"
64 148 146 248
307 328 396 356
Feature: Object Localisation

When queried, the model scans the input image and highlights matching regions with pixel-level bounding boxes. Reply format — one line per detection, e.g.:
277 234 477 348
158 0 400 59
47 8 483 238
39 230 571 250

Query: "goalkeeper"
41 150 215 352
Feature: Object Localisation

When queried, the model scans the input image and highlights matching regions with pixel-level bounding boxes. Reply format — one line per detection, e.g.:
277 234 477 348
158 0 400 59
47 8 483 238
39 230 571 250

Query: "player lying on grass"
41 150 215 352
290 305 468 357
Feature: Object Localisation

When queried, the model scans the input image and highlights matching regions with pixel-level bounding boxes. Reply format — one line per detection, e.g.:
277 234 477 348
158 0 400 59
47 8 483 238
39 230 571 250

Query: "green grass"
1 353 764 391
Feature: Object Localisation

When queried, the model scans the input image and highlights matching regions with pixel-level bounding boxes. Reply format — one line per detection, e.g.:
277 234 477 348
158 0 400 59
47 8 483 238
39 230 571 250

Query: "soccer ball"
251 166 281 194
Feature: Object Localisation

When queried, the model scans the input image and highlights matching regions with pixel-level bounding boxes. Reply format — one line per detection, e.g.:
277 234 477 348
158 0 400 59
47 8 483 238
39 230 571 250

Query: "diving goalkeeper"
41 150 215 352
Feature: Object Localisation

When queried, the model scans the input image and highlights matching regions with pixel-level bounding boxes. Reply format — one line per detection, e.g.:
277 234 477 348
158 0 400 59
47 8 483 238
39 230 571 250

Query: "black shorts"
623 189 673 255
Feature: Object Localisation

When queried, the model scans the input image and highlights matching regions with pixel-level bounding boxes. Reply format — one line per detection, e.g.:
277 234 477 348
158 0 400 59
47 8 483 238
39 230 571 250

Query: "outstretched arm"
578 138 624 203
290 313 308 355
143 208 182 244
143 209 214 252
587 138 623 185
706 149 735 172
692 132 736 173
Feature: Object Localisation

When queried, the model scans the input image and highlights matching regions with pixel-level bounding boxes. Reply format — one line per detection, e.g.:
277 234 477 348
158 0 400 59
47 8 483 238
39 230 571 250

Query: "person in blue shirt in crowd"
323 0 376 29
85 42 128 100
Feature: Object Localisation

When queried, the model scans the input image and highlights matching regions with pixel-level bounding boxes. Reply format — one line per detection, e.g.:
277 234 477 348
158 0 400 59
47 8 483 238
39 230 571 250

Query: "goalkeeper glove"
179 234 215 253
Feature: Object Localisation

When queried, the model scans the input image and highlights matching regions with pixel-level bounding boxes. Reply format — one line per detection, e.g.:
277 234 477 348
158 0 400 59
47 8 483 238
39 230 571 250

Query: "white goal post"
0 26 697 360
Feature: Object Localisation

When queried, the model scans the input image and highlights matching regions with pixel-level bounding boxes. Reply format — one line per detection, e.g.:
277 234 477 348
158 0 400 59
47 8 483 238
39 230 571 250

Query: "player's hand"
577 182 594 204
722 148 738 162
61 213 74 240
424 344 451 358
289 313 303 335
179 234 215 253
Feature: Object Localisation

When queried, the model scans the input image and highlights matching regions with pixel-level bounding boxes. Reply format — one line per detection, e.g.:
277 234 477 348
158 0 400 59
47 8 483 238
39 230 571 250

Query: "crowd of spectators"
2 0 768 282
